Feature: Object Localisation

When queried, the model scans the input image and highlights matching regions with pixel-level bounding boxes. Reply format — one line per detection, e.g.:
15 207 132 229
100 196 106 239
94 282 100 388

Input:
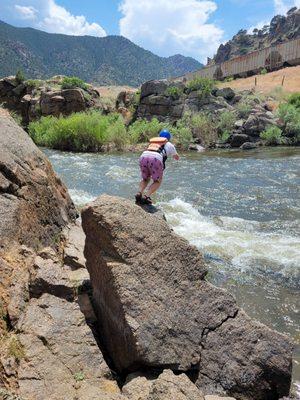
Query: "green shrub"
74 372 85 382
172 121 193 149
165 86 183 99
220 131 230 143
29 111 128 151
217 111 236 134
224 76 234 82
182 112 218 146
288 93 300 109
61 76 88 90
260 126 283 145
277 103 300 138
236 101 252 118
260 68 268 75
128 118 164 143
186 77 214 98
15 70 25 84
25 79 43 88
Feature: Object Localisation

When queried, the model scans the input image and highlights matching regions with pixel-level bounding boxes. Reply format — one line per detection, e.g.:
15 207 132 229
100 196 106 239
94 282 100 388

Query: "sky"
1 0 300 62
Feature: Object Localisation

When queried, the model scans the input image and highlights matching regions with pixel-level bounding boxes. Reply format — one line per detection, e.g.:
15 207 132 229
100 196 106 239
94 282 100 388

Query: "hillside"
211 7 300 64
0 21 202 87
218 65 300 94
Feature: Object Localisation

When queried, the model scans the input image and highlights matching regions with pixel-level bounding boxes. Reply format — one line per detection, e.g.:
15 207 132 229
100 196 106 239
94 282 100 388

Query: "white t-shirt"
141 142 178 163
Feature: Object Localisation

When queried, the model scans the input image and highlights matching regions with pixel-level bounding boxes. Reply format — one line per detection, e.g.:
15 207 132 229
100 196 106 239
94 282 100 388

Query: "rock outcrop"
136 79 283 149
0 76 101 125
82 195 293 400
212 7 300 64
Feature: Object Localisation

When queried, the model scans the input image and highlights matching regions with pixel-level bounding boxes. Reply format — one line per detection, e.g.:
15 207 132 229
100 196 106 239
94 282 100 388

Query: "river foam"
161 198 300 289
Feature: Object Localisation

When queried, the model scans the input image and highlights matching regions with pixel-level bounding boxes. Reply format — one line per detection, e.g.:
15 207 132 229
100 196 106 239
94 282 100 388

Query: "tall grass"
128 118 164 143
277 103 300 140
29 111 128 151
260 126 283 145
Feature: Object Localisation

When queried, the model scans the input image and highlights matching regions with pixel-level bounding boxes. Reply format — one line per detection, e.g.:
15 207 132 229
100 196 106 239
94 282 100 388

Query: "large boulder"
140 80 170 99
243 113 276 137
230 133 250 148
82 195 293 400
0 115 76 248
40 88 87 116
214 87 235 101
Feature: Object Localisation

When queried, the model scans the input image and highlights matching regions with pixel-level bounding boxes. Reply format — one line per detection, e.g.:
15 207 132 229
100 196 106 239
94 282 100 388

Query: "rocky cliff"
212 7 300 64
82 195 293 400
0 75 102 125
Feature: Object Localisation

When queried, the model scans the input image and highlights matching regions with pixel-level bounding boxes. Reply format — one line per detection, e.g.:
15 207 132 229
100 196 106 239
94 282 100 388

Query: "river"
43 146 300 395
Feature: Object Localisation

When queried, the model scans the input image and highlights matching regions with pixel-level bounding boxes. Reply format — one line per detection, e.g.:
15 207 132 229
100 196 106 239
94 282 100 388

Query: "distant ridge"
0 21 203 86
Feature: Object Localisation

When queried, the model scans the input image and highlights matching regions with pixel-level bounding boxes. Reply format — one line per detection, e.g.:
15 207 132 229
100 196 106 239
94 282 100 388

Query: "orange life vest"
147 137 168 152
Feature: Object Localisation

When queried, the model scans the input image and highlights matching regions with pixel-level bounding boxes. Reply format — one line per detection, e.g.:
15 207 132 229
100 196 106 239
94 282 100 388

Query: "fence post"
255 77 257 86
282 76 285 86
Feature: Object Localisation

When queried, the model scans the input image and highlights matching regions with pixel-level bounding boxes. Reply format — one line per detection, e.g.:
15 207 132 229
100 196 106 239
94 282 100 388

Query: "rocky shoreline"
1 74 299 153
0 114 295 399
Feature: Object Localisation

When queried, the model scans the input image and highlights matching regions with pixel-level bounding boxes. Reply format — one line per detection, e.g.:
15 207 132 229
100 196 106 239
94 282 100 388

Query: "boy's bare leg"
139 179 150 194
146 179 162 197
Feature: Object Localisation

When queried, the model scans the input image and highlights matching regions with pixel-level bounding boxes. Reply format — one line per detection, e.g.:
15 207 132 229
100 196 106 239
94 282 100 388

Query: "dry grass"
218 65 300 95
0 107 10 117
96 85 137 101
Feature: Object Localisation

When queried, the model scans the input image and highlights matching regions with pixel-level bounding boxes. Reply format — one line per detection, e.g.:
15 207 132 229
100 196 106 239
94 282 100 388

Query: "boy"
135 129 179 205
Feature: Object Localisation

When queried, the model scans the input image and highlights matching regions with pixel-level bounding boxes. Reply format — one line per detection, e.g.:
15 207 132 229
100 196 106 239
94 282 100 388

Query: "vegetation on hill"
0 21 202 87
212 7 300 64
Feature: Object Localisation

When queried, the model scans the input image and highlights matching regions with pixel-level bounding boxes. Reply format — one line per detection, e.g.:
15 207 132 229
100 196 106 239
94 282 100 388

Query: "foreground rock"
17 294 123 400
0 116 124 399
123 370 205 400
82 195 293 400
0 115 76 248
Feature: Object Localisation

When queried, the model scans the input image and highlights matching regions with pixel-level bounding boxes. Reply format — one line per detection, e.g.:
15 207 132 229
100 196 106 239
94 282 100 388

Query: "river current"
43 146 300 394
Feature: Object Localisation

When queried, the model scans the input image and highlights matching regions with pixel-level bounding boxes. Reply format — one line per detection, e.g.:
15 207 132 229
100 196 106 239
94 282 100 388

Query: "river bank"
44 146 300 395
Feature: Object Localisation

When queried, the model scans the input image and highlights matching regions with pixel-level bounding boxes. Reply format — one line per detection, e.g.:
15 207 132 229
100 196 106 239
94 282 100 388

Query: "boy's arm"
173 154 180 160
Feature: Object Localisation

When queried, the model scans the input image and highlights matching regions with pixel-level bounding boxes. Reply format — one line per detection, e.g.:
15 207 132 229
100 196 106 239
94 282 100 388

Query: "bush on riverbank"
288 93 300 109
128 117 192 149
29 112 193 151
29 112 128 151
277 103 300 142
260 126 283 145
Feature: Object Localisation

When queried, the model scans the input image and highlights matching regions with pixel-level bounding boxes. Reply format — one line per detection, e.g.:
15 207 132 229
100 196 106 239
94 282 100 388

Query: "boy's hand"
173 154 180 161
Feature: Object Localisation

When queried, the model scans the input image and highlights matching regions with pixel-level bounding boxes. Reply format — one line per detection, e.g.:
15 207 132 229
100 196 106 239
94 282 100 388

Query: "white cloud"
119 0 224 62
39 0 106 36
13 0 106 37
274 0 300 14
15 5 37 20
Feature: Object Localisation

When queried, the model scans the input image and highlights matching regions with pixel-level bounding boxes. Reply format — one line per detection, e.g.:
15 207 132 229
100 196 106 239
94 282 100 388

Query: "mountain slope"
211 7 300 64
0 21 202 86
